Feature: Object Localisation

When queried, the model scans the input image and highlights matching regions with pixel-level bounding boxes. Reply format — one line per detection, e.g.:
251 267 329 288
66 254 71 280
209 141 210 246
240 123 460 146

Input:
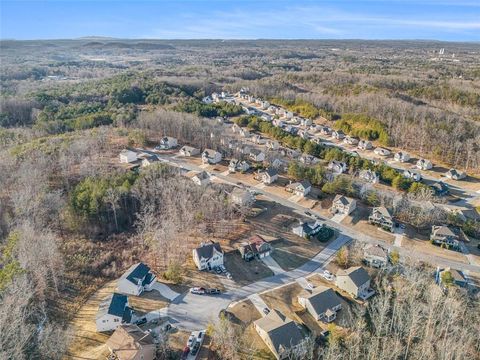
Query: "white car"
321 270 334 281
190 287 206 295
187 334 196 348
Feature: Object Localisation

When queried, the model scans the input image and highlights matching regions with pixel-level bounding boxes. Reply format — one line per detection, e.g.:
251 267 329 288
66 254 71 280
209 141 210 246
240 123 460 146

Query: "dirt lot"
260 283 305 324
66 280 115 360
341 203 396 244
248 200 331 271
225 252 274 285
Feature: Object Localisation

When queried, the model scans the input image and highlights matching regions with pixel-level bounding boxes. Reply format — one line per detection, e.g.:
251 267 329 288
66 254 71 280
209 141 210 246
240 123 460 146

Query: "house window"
114 318 119 322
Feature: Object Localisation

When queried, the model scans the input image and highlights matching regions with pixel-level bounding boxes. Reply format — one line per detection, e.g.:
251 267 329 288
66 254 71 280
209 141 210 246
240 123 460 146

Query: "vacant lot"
225 252 274 285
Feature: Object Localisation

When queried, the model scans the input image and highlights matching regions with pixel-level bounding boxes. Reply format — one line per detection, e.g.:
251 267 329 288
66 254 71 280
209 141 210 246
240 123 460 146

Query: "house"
374 147 391 157
268 105 278 114
106 324 156 360
285 111 294 119
266 140 280 150
301 118 312 126
430 225 461 248
297 129 309 139
250 134 265 144
335 266 374 300
238 235 273 261
363 244 389 268
394 151 410 162
328 160 347 174
270 158 285 170
286 180 312 197
332 130 346 140
202 149 222 164
202 96 213 104
249 149 266 162
231 123 241 133
344 136 359 146
179 145 200 157
119 149 138 164
260 168 279 184
254 309 308 360
261 101 270 110
141 155 159 167
331 195 357 215
96 293 133 332
261 114 273 122
292 220 324 238
430 181 449 196
403 169 422 182
368 207 394 232
416 158 433 170
157 136 178 150
320 126 332 136
285 148 300 159
298 286 342 322
436 267 468 288
299 154 319 165
192 241 224 271
359 169 379 183
192 171 210 186
357 140 373 150
446 169 467 180
231 187 254 206
229 159 250 173
117 263 156 296
239 128 251 138
234 144 250 155
272 119 285 128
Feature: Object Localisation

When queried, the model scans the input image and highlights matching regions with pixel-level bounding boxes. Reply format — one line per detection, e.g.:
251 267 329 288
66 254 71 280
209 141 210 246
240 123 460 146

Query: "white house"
266 140 280 150
357 140 373 150
299 154 319 165
344 136 359 146
404 169 422 182
231 187 255 206
331 195 356 215
192 171 210 186
202 149 222 164
286 180 312 197
292 221 323 238
249 149 265 162
119 149 138 164
446 169 467 180
328 160 347 174
359 169 379 183
363 244 389 268
239 128 251 138
298 286 342 322
117 263 156 296
332 130 346 140
261 168 279 184
192 242 224 271
157 136 178 150
250 134 265 145
394 151 410 162
301 118 312 127
229 159 249 173
374 147 391 157
179 146 200 157
320 126 332 136
96 293 133 332
416 158 433 170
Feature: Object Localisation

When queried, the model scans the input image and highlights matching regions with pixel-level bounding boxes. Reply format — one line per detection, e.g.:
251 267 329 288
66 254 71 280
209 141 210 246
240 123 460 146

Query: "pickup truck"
206 288 221 295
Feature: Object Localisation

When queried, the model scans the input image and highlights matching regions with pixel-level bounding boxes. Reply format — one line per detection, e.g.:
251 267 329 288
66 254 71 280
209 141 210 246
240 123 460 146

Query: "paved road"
153 151 480 273
167 235 350 330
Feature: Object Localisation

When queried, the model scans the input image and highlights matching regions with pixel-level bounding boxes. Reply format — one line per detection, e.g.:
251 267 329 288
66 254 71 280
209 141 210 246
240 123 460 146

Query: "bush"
163 262 183 284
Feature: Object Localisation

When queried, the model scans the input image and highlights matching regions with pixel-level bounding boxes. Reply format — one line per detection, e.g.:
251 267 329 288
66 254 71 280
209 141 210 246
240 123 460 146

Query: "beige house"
106 324 156 360
331 195 356 215
298 286 342 322
368 207 394 232
254 309 308 359
231 187 254 206
335 266 374 300
363 245 389 268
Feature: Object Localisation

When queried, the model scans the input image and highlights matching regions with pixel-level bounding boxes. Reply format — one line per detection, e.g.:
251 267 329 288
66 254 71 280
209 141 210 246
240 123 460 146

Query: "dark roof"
431 181 449 193
143 155 159 163
303 286 342 317
338 267 370 287
265 168 278 177
254 310 305 354
194 242 223 260
334 195 354 206
97 293 128 319
121 263 151 285
373 206 392 219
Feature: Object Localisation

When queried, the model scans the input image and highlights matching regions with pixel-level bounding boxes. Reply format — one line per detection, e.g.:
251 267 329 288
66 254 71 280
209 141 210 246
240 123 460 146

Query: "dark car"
305 211 312 216
263 307 270 315
181 346 190 360
208 288 221 295
191 342 200 356
214 267 222 274
135 317 147 325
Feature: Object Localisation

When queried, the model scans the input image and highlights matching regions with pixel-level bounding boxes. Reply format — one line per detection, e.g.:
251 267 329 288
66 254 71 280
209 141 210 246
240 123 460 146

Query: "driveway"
261 256 285 275
247 294 269 316
151 282 180 301
331 213 347 223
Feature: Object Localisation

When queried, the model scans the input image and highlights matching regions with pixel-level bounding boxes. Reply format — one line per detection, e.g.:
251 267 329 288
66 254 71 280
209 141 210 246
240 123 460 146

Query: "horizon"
1 0 480 42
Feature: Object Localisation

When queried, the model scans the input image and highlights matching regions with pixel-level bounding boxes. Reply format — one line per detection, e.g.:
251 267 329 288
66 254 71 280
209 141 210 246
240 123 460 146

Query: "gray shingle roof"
97 293 129 319
121 263 151 285
303 286 341 318
337 266 370 287
194 242 223 261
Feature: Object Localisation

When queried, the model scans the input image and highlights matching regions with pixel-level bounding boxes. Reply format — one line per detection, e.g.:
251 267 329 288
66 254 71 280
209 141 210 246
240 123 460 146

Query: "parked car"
197 331 204 343
214 267 222 274
187 334 196 348
321 270 334 281
191 342 200 356
190 287 206 295
208 288 221 295
219 265 227 273
263 307 270 315
135 317 147 325
226 273 233 280
181 346 190 360
305 211 312 216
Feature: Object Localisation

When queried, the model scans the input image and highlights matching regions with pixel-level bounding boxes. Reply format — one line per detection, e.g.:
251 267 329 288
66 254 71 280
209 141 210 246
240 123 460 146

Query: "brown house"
106 324 156 360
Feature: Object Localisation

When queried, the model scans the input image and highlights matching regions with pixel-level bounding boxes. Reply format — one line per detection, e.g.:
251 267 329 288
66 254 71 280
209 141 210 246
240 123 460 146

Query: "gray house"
298 286 342 322
368 207 394 232
363 245 389 268
430 225 461 248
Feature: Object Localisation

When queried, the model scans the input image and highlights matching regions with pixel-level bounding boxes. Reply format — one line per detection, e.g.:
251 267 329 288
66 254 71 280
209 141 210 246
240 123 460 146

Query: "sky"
1 0 480 41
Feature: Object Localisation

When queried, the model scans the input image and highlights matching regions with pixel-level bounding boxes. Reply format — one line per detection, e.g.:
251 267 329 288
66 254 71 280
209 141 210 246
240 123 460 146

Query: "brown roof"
106 324 155 360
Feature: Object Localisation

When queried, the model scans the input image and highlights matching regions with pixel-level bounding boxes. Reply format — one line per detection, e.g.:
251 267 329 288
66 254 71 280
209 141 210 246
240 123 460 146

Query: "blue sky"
1 1 479 41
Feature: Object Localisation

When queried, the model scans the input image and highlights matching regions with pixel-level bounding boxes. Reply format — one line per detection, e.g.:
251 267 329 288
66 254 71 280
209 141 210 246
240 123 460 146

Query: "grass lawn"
225 252 274 285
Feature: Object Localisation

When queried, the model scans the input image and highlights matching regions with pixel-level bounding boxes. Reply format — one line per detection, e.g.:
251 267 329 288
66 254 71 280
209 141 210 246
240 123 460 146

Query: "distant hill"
80 41 175 50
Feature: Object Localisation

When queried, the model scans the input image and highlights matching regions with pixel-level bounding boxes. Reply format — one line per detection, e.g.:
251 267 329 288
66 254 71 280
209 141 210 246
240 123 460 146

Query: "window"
114 318 119 322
